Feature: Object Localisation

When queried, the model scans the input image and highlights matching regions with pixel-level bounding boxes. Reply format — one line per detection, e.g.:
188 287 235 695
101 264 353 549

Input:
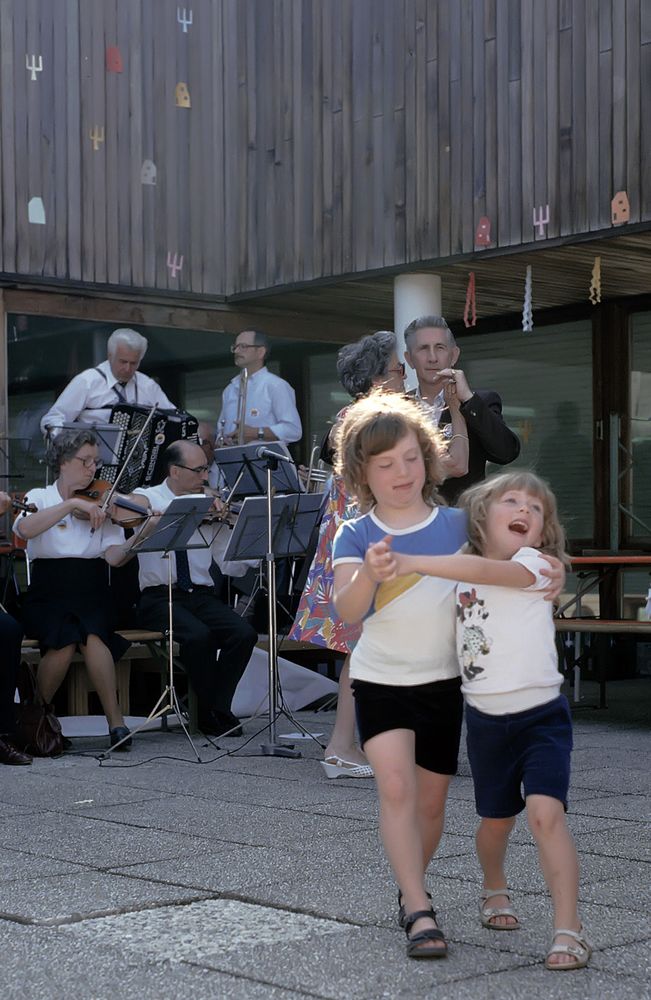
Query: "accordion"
101 404 199 492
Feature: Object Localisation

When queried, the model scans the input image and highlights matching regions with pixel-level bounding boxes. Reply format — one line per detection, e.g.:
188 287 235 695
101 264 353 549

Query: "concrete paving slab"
578 826 651 862
0 846 86 883
76 795 373 849
429 964 649 1000
0 811 228 868
590 938 651 981
571 766 651 793
570 794 650 822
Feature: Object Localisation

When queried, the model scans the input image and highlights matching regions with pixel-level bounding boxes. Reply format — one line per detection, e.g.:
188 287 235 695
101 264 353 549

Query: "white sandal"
320 755 374 779
545 926 592 971
479 888 520 930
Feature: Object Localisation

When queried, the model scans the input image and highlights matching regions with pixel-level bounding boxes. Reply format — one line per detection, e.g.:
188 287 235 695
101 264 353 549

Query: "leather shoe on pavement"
0 736 32 765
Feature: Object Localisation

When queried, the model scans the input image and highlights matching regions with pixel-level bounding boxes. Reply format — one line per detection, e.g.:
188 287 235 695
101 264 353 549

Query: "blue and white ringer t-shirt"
332 506 467 686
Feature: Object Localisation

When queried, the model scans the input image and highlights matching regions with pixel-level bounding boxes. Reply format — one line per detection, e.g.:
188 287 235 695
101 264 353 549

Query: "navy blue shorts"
352 677 463 775
465 695 573 818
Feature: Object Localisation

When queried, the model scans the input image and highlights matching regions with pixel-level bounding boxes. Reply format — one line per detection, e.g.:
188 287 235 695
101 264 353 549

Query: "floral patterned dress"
289 471 361 654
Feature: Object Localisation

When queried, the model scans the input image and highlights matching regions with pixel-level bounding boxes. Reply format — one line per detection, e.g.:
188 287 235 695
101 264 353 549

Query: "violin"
10 495 37 515
72 479 152 529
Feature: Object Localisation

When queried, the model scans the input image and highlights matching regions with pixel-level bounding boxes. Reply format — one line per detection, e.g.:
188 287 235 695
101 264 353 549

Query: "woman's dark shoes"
0 736 33 765
404 908 448 959
109 726 132 751
198 710 243 738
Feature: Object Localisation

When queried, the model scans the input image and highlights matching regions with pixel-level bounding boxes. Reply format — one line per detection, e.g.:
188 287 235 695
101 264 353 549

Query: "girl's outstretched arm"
333 536 397 622
393 551 535 589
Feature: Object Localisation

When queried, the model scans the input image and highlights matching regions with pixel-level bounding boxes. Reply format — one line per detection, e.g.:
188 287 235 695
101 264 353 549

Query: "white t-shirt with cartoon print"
456 546 563 715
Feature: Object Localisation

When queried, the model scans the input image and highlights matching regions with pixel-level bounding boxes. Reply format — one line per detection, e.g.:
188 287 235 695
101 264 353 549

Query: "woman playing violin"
14 429 145 750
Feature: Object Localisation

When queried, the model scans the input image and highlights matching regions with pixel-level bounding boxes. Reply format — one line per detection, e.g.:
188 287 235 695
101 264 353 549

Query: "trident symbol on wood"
177 7 193 32
167 252 184 278
26 55 43 81
532 204 550 237
89 126 105 151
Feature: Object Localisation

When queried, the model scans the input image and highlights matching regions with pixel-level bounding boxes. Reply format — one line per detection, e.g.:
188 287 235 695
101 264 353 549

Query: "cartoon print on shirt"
457 588 491 680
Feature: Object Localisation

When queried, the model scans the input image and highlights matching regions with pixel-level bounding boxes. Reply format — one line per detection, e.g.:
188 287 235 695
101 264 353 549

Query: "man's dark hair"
164 441 186 476
247 329 270 360
404 315 455 351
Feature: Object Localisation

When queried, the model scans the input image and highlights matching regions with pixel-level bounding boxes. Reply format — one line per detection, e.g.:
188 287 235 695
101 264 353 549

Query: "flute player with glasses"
214 330 302 448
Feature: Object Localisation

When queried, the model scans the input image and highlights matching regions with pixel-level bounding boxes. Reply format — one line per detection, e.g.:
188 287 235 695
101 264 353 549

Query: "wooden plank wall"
0 0 648 298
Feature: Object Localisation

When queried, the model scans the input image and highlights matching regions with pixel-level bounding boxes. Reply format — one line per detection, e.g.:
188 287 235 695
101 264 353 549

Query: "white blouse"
15 483 125 560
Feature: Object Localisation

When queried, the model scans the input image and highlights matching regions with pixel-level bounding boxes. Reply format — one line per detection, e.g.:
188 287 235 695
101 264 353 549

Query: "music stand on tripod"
107 493 215 759
223 478 323 758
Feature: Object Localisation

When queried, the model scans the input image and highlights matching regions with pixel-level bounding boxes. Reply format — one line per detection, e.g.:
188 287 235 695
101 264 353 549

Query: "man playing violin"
133 440 258 738
40 328 176 435
14 430 146 750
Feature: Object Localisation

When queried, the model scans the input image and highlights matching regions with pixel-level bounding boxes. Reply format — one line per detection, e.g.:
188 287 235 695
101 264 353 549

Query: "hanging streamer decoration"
522 265 533 332
589 256 602 305
463 271 477 328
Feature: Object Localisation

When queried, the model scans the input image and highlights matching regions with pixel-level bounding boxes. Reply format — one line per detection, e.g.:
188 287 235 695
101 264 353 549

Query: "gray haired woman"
14 429 137 750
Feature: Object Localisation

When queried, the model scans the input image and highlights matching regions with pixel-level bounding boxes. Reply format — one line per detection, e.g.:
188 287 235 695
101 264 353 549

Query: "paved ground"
1 679 649 1000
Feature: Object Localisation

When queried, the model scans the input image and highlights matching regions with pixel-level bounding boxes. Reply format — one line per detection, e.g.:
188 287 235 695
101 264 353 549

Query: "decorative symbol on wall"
463 272 477 328
522 265 533 332
177 7 193 32
106 46 123 73
26 55 43 81
532 204 550 237
141 159 157 185
175 82 191 108
589 256 602 305
611 191 630 225
475 216 491 247
28 197 46 225
89 126 105 151
167 251 184 278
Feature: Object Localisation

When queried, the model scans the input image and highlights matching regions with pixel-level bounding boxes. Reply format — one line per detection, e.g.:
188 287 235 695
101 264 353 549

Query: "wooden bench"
554 618 651 708
20 630 199 729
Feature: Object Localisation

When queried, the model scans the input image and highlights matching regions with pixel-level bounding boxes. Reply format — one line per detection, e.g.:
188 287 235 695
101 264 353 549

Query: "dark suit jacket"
437 390 520 504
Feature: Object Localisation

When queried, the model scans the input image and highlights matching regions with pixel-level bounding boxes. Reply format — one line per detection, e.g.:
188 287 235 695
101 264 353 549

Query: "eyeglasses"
72 456 99 469
387 363 406 377
230 342 260 353
175 463 210 474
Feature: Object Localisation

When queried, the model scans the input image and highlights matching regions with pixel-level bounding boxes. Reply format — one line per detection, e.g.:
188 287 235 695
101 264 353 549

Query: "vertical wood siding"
0 0 648 296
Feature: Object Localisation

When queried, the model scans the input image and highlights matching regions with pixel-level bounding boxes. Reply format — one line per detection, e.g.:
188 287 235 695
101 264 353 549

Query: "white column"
394 273 442 390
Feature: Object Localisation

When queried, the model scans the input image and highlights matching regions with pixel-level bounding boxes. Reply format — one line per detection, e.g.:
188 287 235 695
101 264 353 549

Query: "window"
629 313 651 541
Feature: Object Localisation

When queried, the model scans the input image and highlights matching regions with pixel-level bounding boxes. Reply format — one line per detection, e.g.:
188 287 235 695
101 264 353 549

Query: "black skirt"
23 558 129 662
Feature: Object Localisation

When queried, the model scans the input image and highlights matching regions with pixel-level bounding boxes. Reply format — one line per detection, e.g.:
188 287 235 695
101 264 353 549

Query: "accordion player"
102 404 199 492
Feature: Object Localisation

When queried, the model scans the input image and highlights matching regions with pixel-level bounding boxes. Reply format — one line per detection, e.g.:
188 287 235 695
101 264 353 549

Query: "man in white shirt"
215 330 302 447
134 440 258 738
40 328 176 435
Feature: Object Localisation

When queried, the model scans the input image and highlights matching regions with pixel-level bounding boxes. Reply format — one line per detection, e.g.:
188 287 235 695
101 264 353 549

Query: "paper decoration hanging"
475 216 491 247
141 159 157 185
167 251 184 278
175 82 191 108
177 7 193 32
589 256 602 305
25 54 42 81
106 46 123 73
611 191 630 225
533 204 550 237
89 126 105 151
522 265 533 332
463 272 477 328
28 197 46 225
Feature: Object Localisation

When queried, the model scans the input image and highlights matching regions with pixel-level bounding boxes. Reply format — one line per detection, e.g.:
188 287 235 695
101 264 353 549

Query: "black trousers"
0 612 22 733
137 587 257 716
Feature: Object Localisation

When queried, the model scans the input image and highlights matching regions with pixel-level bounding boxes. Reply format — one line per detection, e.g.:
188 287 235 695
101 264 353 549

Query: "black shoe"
109 726 132 751
198 710 243 738
0 736 32 765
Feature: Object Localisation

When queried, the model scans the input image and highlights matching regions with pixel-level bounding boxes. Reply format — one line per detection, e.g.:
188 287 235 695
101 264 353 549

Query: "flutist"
215 330 302 447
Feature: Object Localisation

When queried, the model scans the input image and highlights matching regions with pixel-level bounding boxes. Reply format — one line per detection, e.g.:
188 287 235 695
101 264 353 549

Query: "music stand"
224 489 323 757
106 494 215 759
215 442 302 499
55 422 122 469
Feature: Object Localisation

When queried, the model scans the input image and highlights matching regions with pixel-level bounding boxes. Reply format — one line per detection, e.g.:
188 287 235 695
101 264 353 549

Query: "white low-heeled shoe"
320 755 374 779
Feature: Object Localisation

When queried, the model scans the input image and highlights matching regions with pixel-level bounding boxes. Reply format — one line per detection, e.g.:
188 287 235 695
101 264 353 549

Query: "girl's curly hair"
332 388 446 511
458 470 570 565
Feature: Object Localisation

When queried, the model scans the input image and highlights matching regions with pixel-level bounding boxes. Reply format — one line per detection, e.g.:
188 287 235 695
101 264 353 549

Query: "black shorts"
351 677 463 775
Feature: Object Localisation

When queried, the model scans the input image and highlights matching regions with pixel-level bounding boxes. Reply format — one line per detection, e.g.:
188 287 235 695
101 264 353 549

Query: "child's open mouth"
509 520 528 535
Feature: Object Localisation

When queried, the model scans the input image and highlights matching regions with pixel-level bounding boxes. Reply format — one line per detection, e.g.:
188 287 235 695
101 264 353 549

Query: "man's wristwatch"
257 427 265 440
